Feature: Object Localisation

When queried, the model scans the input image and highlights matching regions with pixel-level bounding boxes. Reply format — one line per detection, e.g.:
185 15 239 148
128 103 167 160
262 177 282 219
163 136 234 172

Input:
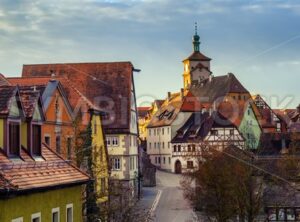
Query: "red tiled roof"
7 76 51 86
183 51 211 61
7 76 102 114
22 62 135 134
0 85 19 116
0 144 89 192
138 107 150 118
218 101 248 127
0 73 11 86
19 88 42 118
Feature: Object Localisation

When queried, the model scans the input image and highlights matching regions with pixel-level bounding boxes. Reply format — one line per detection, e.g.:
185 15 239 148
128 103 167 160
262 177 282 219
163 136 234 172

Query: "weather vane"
195 22 198 35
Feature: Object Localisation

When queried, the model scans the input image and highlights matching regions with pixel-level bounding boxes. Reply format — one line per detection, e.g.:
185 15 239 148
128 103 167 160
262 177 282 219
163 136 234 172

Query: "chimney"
167 92 171 101
297 104 300 113
50 70 56 81
180 88 184 100
209 75 213 82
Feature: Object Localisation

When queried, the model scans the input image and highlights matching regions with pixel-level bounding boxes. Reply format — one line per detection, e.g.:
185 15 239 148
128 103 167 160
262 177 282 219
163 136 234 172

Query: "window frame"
111 157 121 171
44 134 51 146
31 212 41 222
56 135 61 154
12 218 23 222
187 160 194 169
52 207 60 222
32 123 42 156
66 203 73 222
7 120 21 157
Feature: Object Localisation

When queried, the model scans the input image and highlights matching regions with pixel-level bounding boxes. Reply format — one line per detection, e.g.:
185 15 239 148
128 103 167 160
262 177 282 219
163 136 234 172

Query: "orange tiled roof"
147 92 184 128
0 144 89 193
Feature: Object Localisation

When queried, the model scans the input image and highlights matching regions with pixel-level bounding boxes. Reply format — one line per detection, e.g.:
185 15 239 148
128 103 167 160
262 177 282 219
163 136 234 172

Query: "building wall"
21 122 27 148
0 186 83 222
146 112 192 172
0 119 4 148
147 126 173 171
91 114 109 204
108 134 139 181
42 90 74 159
239 105 262 149
170 126 245 173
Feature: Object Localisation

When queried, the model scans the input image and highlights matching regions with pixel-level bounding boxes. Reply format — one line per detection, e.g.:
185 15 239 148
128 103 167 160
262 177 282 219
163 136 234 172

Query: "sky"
0 0 300 108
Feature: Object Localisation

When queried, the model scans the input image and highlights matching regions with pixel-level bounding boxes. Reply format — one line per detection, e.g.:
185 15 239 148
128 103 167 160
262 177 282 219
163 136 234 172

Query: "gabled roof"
183 51 211 61
19 87 45 120
0 73 11 86
7 77 75 120
190 62 212 74
172 111 237 143
22 62 136 134
217 101 249 127
0 85 25 117
0 143 89 194
190 73 249 103
252 94 282 129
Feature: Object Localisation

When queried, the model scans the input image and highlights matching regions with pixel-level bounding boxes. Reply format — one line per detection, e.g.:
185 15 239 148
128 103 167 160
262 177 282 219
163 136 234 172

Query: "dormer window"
32 124 41 156
8 121 20 156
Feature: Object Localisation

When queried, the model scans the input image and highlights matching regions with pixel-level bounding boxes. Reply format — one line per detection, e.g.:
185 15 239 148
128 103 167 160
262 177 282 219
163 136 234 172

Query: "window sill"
32 156 44 161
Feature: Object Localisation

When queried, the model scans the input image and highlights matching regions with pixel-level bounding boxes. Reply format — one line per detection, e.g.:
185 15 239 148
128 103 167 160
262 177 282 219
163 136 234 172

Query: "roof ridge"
23 61 133 66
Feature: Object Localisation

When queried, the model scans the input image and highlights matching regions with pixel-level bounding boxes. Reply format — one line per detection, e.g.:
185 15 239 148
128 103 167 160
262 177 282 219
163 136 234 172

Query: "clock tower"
183 23 212 88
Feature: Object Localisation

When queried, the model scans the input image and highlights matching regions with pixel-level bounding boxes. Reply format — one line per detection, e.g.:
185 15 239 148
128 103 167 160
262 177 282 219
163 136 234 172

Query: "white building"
171 111 245 173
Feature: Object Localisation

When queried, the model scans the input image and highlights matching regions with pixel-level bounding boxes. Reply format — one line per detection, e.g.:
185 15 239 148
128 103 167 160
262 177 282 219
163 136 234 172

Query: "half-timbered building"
171 111 245 173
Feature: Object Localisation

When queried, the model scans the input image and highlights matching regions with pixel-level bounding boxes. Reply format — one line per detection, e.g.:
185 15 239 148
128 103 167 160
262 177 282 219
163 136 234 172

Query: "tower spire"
193 22 200 52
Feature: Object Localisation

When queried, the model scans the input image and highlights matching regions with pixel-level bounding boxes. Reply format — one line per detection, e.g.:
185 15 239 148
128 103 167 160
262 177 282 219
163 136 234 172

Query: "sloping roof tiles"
0 144 89 193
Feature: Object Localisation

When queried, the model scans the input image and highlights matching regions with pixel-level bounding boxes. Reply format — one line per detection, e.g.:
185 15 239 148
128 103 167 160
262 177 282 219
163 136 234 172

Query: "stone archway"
175 160 182 174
